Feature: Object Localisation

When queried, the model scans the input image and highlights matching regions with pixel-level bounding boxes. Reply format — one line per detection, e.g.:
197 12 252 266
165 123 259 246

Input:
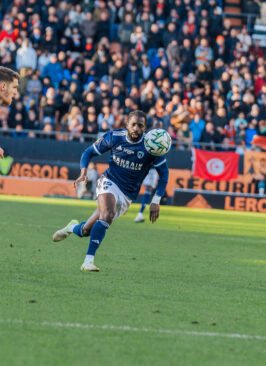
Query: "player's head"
0 67 20 106
127 110 147 142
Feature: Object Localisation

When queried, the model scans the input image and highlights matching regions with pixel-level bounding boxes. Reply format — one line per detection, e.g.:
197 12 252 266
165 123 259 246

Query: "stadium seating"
0 0 265 151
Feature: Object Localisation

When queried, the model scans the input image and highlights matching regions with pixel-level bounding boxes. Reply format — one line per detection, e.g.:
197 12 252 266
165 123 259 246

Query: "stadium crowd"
0 0 265 150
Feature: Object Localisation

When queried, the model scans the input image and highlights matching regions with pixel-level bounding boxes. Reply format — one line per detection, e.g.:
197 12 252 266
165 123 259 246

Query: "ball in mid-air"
144 128 172 156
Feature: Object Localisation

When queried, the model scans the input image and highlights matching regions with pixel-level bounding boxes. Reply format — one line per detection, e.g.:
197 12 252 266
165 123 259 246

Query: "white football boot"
80 261 100 272
52 219 79 242
134 212 145 223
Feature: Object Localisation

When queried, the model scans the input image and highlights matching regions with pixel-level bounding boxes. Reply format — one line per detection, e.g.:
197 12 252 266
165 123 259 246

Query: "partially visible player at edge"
0 66 20 159
53 110 169 271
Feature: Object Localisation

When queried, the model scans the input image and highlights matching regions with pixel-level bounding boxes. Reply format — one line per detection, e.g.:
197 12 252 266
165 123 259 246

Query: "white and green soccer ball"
144 128 172 156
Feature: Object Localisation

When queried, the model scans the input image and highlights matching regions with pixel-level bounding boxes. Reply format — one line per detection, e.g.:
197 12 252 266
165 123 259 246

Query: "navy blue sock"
87 220 109 255
140 191 152 213
73 222 86 237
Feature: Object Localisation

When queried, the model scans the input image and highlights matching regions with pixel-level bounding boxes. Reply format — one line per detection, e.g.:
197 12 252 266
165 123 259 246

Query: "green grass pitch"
1 195 266 366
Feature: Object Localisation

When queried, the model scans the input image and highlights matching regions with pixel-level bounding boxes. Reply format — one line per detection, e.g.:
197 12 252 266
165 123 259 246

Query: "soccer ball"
144 129 172 156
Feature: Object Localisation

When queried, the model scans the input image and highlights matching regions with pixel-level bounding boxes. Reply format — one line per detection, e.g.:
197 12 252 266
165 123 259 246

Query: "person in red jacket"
0 21 19 43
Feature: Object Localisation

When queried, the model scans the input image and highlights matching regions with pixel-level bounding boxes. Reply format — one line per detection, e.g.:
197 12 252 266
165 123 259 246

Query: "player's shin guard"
140 190 152 213
72 222 86 237
87 220 109 256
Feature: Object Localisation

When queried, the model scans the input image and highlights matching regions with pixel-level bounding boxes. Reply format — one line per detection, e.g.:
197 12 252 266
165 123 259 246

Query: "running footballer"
52 110 169 271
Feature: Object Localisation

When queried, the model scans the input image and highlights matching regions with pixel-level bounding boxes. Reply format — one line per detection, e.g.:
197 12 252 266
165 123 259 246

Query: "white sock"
68 224 76 232
85 255 94 264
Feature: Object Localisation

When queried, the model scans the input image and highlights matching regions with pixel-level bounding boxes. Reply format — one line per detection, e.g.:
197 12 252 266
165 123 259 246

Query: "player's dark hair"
128 110 147 125
0 66 20 83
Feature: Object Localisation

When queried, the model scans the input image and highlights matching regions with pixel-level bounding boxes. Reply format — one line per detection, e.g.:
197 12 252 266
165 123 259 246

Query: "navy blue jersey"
80 129 169 200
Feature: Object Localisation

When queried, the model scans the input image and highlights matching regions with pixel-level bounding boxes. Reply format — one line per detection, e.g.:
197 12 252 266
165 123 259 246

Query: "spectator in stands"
177 122 192 149
79 11 97 40
16 39 37 71
41 54 63 89
237 27 252 54
243 0 261 31
189 112 206 144
0 0 263 151
245 120 258 147
27 109 40 133
201 122 221 150
0 20 19 43
118 13 135 53
130 26 147 53
67 105 83 133
224 119 236 145
195 38 213 67
84 106 98 134
147 23 163 60
39 87 60 129
42 26 57 53
97 105 115 131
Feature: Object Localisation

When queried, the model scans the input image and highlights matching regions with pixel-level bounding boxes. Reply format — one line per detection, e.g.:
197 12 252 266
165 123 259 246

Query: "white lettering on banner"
206 159 224 176
113 155 143 171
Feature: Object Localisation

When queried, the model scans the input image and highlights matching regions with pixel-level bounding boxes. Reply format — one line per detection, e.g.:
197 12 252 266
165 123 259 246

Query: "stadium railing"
0 128 97 144
0 128 246 151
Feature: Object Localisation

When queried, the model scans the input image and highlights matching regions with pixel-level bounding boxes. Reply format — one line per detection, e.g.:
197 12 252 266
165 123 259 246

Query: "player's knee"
100 208 116 224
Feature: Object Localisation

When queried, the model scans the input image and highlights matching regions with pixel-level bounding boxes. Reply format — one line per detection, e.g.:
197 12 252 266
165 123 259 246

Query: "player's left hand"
149 203 160 223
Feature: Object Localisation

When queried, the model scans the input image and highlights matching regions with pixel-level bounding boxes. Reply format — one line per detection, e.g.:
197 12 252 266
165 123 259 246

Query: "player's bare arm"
0 147 4 159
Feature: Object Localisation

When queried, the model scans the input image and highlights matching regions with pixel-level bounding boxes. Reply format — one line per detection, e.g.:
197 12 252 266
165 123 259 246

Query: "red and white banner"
192 149 239 181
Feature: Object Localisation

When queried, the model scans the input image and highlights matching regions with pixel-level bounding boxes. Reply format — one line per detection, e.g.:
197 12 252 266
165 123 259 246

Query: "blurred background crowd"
0 0 265 151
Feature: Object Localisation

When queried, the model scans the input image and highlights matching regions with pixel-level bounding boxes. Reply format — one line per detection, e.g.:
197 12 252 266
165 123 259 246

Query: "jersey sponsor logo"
115 145 134 155
113 154 143 171
137 151 144 159
123 148 134 155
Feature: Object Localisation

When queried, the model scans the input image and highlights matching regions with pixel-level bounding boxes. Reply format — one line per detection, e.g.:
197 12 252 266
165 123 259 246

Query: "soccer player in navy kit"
53 110 169 271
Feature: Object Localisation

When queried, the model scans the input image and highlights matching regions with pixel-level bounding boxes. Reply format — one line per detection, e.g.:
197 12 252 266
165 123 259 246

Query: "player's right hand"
0 147 4 159
73 173 88 189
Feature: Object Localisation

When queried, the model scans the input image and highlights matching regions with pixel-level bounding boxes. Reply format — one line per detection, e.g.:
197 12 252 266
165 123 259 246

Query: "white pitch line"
0 221 58 229
0 319 266 341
